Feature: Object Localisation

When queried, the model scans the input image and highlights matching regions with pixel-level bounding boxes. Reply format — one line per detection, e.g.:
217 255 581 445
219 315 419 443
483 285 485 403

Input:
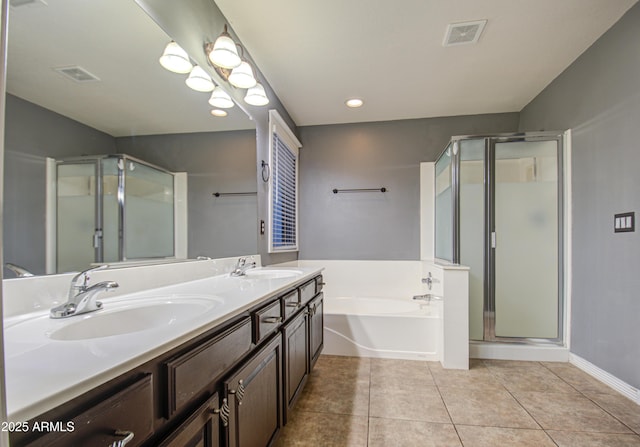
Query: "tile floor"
275 355 640 447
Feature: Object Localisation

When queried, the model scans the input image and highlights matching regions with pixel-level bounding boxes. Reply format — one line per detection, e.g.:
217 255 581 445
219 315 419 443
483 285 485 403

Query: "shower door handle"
491 231 496 248
93 229 103 248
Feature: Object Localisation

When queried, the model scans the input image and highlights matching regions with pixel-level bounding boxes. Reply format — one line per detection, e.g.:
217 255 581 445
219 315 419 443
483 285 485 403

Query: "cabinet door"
282 310 309 422
159 394 221 447
309 293 324 370
224 334 282 447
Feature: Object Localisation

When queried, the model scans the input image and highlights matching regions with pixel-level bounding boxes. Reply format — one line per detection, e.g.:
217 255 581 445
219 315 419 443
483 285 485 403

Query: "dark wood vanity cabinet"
309 293 324 369
223 335 283 447
282 309 309 421
12 274 324 447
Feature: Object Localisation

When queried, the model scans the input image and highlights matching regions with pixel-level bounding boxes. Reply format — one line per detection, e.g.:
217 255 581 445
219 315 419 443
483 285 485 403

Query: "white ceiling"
6 0 254 137
215 0 638 127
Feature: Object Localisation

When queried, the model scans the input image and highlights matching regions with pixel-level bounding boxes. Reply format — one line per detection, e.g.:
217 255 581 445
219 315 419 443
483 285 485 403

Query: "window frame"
268 110 302 253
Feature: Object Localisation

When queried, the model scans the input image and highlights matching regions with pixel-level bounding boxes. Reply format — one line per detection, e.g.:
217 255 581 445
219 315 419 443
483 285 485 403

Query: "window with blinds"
269 110 301 252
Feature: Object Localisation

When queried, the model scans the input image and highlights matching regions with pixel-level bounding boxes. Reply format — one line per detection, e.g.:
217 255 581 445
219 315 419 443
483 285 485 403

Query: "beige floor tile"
456 425 556 447
275 411 368 447
439 386 539 429
295 373 370 416
370 358 435 391
369 385 451 423
586 392 640 434
483 359 545 369
514 391 632 433
368 418 461 447
490 365 579 394
313 355 371 381
429 360 504 390
542 362 619 395
547 430 640 447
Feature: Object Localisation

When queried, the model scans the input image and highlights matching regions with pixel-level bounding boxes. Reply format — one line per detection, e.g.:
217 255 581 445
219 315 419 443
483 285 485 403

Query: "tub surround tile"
275 411 368 447
368 418 461 447
513 391 633 433
369 385 451 424
439 387 539 429
585 392 640 434
546 430 640 447
455 425 556 447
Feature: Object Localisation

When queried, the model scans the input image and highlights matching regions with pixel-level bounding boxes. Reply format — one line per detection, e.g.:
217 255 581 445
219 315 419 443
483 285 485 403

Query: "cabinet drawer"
316 275 325 292
299 278 317 305
158 393 220 447
165 318 252 417
28 374 154 447
282 290 302 319
253 299 283 344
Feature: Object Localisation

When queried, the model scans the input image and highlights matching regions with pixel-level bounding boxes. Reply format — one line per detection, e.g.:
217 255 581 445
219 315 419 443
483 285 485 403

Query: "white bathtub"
323 296 442 361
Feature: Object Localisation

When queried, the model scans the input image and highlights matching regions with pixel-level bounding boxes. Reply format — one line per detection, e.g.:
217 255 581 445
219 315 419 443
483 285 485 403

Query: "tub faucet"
50 265 119 318
413 294 433 302
5 263 34 278
231 256 256 277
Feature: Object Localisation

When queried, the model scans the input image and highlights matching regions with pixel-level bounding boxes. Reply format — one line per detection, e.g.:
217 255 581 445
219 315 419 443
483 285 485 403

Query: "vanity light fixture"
208 86 235 108
205 24 267 106
210 109 228 117
228 59 257 89
185 65 215 92
207 24 242 69
244 83 269 106
159 41 193 74
346 98 364 108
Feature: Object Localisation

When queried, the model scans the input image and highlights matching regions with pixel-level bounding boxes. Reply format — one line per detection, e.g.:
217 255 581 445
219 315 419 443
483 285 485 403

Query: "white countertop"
3 266 323 422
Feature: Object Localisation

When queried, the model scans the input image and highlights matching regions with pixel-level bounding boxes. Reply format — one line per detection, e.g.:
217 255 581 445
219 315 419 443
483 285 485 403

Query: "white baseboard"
470 341 569 362
569 353 640 404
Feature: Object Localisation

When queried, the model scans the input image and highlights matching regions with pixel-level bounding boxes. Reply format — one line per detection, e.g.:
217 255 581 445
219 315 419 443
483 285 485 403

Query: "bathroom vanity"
5 267 324 447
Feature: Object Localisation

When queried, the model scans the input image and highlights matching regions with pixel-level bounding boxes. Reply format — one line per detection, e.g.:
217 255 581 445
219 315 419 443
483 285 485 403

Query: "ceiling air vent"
443 20 487 46
53 66 101 83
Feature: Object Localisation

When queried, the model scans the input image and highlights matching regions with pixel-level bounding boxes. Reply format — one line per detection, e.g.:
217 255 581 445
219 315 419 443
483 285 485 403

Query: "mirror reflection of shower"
49 154 185 273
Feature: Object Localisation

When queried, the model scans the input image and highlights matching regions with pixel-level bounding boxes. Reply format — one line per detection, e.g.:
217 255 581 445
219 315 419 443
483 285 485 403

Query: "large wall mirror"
3 0 258 277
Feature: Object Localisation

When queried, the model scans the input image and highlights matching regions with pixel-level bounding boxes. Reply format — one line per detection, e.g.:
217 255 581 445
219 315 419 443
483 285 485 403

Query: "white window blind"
269 110 301 252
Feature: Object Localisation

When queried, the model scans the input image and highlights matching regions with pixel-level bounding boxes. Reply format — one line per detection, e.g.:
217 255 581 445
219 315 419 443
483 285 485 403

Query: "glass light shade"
185 65 214 92
228 61 257 89
208 86 234 108
208 33 241 69
244 83 269 106
159 41 193 74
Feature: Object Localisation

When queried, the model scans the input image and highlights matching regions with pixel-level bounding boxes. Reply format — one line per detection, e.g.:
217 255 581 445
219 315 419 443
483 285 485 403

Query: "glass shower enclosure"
435 132 565 344
54 154 175 273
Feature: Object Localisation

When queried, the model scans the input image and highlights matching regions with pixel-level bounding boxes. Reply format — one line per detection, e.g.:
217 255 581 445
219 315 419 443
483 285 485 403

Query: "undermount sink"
47 296 223 341
242 268 303 279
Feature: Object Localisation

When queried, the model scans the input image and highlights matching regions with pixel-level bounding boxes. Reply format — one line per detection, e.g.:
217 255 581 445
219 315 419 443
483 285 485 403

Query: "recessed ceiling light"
210 109 228 117
345 98 364 108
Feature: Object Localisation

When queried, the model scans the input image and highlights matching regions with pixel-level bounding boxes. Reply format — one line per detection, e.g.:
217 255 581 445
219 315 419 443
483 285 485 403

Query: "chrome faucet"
5 263 34 278
231 256 256 277
413 294 434 302
50 265 119 319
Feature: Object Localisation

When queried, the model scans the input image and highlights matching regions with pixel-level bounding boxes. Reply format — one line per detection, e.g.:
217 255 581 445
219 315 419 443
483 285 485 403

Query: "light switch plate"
614 212 635 233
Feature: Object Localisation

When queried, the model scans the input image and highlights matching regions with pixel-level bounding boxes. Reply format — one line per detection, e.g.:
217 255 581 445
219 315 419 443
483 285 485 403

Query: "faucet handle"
71 264 109 291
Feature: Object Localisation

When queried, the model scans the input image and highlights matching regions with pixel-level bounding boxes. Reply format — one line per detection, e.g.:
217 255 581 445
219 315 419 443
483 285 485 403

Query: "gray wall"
519 3 640 388
298 113 519 260
3 94 115 275
116 130 258 259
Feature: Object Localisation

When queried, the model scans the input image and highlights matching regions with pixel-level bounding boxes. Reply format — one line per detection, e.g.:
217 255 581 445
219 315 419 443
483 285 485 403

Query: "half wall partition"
435 132 565 344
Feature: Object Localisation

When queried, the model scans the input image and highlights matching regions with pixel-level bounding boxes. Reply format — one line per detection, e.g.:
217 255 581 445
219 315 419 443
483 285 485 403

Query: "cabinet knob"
236 379 246 405
109 430 134 447
262 316 283 324
213 398 230 427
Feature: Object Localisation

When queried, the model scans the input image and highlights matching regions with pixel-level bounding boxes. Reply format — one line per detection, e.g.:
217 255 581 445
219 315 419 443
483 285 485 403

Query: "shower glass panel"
56 162 97 272
459 139 486 341
494 140 559 339
123 159 174 259
435 144 454 262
